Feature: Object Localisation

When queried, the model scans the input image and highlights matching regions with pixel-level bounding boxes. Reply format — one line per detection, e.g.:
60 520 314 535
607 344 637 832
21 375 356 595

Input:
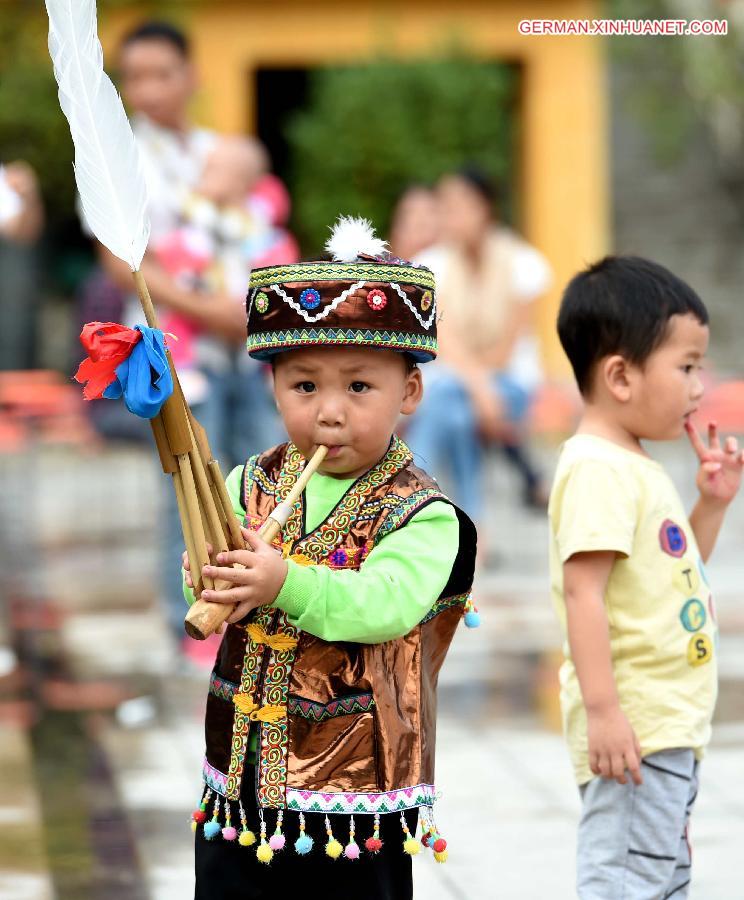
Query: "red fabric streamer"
74 321 142 400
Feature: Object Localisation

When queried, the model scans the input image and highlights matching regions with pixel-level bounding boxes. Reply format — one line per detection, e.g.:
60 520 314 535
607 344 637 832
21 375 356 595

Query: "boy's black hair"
120 21 190 58
558 256 709 396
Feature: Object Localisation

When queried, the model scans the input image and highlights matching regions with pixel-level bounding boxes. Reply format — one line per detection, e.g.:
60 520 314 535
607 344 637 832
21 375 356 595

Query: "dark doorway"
254 67 310 182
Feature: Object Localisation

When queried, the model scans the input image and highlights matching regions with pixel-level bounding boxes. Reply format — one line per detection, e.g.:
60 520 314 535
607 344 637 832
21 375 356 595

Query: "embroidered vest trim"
224 436 415 805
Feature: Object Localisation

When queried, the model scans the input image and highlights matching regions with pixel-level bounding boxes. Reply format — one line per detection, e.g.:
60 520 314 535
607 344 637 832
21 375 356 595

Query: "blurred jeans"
405 366 531 520
163 359 285 641
0 240 39 370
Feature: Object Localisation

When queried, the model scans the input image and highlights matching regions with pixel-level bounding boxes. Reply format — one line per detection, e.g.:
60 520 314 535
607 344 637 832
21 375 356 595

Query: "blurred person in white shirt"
407 167 552 529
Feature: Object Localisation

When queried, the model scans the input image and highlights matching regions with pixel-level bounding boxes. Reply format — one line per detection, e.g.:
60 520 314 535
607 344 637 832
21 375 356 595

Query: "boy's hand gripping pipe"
183 445 329 640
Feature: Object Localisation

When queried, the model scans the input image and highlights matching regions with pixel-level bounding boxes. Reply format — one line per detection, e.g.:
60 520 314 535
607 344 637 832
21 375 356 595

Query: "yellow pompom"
190 820 197 833
434 849 449 864
403 837 421 856
325 838 343 859
256 842 274 864
239 830 256 847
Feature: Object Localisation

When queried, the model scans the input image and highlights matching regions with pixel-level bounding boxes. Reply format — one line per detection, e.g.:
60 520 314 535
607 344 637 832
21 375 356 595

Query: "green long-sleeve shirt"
184 461 459 644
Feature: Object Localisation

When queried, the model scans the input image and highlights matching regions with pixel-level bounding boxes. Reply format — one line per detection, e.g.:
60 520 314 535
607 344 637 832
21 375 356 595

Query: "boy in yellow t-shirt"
549 256 744 899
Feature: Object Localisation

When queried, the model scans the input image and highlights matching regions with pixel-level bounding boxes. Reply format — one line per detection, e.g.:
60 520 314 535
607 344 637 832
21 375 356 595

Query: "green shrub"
0 12 75 229
286 55 516 253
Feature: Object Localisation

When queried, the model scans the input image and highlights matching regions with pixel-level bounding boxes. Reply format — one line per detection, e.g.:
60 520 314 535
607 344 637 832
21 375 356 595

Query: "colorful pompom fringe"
324 816 343 859
463 594 481 628
190 785 450 863
344 816 360 860
365 813 383 853
294 813 314 855
256 813 273 864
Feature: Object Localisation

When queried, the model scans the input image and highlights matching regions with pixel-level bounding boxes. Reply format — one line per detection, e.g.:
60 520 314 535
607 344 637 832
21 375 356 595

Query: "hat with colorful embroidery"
245 217 437 362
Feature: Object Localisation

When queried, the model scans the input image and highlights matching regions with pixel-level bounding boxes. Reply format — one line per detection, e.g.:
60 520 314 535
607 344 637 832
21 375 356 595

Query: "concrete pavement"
0 440 742 898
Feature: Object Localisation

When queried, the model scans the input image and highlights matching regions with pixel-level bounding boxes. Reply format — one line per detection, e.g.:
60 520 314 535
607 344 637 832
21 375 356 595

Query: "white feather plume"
325 216 388 262
46 0 150 270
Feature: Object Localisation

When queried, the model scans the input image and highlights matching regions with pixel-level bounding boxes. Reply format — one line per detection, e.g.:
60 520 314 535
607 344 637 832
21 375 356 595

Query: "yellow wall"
101 0 608 379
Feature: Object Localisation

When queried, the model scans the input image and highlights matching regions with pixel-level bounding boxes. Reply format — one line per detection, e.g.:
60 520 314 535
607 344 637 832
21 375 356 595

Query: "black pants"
195 769 417 900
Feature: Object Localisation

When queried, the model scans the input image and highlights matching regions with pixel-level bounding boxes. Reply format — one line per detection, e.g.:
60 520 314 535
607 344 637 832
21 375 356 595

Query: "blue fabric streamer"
103 325 173 418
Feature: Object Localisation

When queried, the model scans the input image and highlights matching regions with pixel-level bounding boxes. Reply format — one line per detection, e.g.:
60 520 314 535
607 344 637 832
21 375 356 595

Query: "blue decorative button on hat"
299 288 321 310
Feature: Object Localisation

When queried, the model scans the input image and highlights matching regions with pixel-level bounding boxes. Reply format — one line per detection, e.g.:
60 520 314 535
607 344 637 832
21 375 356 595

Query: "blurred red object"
0 370 100 449
529 381 582 436
696 380 744 434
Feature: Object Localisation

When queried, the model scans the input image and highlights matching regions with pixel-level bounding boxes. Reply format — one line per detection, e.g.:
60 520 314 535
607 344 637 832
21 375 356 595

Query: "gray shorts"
577 748 699 900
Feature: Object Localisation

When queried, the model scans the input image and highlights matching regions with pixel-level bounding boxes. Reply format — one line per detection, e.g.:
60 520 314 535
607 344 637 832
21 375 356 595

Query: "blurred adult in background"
112 21 243 404
85 20 294 649
154 131 297 465
388 184 440 262
0 160 44 678
407 167 551 528
109 21 290 462
0 161 44 371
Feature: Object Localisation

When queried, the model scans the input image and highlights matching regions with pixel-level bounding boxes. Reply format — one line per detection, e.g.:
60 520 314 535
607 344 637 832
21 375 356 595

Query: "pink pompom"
222 826 238 841
269 834 286 851
344 841 361 860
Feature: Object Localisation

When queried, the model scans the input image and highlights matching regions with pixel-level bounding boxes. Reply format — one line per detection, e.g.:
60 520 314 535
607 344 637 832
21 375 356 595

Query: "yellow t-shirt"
549 434 718 785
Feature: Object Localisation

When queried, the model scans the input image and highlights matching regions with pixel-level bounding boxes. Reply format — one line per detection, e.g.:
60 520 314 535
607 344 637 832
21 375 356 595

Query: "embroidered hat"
245 217 437 362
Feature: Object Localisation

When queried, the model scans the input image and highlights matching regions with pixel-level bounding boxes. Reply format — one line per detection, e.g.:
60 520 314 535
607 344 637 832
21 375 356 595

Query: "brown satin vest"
202 436 476 818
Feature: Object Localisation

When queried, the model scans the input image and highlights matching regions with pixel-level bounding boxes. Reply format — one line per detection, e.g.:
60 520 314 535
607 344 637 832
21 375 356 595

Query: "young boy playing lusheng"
550 256 744 899
183 219 477 900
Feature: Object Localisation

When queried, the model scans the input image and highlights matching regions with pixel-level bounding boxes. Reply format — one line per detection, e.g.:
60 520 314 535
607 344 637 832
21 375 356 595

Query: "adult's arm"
98 243 246 344
474 299 534 371
436 311 507 437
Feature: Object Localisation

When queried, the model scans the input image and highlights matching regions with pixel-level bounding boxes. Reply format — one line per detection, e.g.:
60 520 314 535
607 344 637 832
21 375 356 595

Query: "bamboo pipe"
183 445 329 641
162 354 234 561
131 268 224 594
208 459 244 551
190 437 228 553
178 454 214 593
149 412 178 475
129 266 289 637
173 468 203 597
132 270 192 455
131 268 205 590
256 445 329 543
188 406 237 548
150 398 207 594
181 396 231 556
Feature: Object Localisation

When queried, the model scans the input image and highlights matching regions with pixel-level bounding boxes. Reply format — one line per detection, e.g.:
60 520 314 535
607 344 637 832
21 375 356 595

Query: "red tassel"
74 322 142 400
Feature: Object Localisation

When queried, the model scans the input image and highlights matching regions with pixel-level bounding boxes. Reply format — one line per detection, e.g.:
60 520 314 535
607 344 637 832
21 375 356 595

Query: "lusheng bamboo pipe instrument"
45 0 327 641
183 445 328 640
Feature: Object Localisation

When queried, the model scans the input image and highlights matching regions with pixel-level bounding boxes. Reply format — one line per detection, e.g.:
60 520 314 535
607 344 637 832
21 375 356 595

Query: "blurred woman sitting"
388 183 441 262
406 167 551 524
